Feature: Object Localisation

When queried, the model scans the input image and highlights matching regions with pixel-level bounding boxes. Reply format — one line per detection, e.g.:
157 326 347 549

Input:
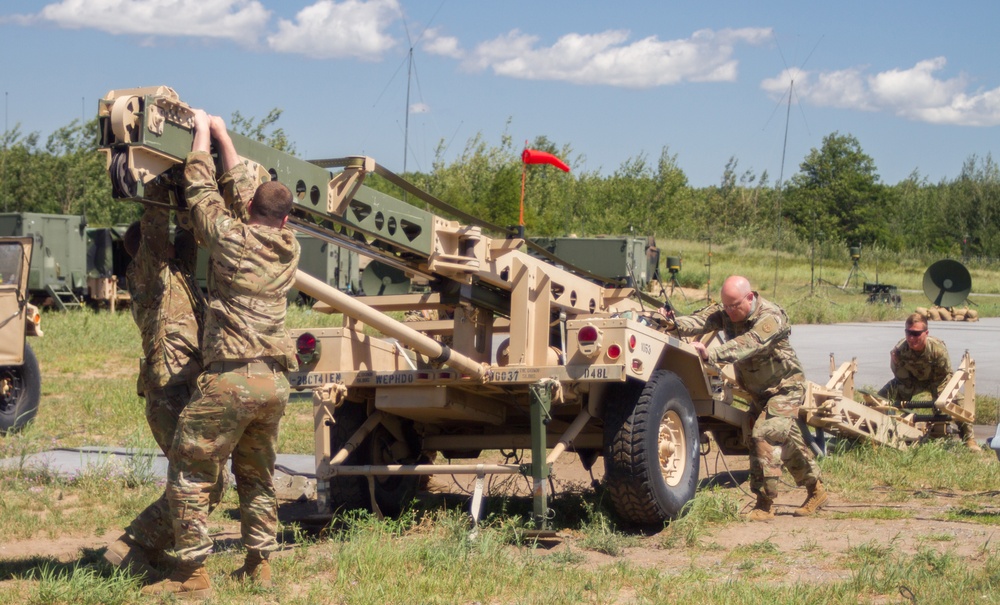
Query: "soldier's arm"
674 305 725 338
707 311 790 366
931 344 954 395
210 116 253 221
185 111 236 250
218 163 254 222
185 150 229 245
889 341 911 381
138 201 170 260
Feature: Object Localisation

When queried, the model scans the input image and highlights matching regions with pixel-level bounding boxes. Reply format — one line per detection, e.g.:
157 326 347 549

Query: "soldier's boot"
745 493 775 521
102 533 160 579
140 563 211 600
231 552 272 588
965 437 983 452
793 481 829 517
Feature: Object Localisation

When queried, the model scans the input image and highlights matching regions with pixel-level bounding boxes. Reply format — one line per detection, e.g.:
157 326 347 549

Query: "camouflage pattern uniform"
122 183 228 557
167 151 300 567
674 293 821 500
878 336 973 441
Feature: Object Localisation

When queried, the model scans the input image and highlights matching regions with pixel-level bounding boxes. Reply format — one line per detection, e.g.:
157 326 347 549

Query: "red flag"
522 148 570 172
520 147 570 227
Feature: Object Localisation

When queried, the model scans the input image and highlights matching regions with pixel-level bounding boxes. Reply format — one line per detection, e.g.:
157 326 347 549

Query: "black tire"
603 370 700 526
323 402 425 517
0 342 41 435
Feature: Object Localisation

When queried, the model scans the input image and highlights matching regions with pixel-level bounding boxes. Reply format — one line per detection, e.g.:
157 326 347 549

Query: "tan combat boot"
103 533 160 579
965 438 983 452
231 552 272 588
140 564 212 600
745 493 775 521
793 481 829 517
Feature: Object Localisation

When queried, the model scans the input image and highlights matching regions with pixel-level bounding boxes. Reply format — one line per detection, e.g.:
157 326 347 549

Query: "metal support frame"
529 380 554 527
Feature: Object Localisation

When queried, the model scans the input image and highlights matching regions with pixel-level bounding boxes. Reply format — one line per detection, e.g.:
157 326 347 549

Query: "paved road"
791 317 1000 398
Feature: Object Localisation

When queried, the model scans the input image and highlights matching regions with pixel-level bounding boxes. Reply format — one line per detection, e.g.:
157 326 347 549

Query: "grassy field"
1 240 1000 604
657 236 1000 322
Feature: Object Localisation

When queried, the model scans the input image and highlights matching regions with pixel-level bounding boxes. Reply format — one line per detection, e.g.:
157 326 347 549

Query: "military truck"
97 86 970 528
0 213 88 310
0 236 44 434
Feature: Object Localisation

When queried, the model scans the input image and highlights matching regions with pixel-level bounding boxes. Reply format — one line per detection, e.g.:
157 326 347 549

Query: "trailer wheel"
0 342 41 435
322 403 425 517
603 370 699 526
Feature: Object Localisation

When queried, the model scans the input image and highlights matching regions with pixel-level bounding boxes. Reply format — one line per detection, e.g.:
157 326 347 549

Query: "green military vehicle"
0 236 44 434
0 213 88 310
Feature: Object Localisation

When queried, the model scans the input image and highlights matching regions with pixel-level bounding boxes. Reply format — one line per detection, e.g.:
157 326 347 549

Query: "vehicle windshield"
0 242 24 287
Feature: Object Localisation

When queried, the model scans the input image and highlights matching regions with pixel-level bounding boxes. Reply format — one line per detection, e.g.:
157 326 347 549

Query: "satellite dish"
361 261 411 296
922 259 971 307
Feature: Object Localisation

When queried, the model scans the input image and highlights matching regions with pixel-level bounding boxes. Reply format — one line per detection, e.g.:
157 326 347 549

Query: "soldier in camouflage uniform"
103 182 226 578
143 110 300 599
878 312 980 451
665 275 827 520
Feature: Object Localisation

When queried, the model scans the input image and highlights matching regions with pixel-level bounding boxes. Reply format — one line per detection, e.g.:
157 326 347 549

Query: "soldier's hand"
691 341 709 361
209 115 227 136
191 109 210 132
655 306 676 330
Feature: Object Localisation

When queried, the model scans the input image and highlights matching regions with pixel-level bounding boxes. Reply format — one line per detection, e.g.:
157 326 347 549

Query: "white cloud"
763 58 1000 126
33 0 270 42
409 102 429 114
267 0 400 60
420 26 462 59
462 27 772 88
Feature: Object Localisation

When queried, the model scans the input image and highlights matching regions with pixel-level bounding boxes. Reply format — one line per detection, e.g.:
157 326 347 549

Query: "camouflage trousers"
167 360 289 565
878 380 974 441
747 382 821 498
126 383 226 553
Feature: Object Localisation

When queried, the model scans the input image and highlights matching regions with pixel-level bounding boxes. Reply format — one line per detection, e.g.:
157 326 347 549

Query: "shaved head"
721 275 751 299
720 275 754 321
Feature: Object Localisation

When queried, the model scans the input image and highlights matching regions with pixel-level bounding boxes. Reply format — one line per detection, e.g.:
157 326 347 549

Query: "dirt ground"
1 450 995 589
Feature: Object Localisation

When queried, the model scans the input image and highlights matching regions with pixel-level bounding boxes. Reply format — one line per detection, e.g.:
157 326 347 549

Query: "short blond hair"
905 312 927 328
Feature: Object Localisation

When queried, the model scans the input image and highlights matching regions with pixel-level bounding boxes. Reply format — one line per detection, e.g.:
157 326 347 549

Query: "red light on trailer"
631 359 644 373
296 332 318 365
578 325 599 344
628 335 637 351
577 324 602 357
607 343 622 360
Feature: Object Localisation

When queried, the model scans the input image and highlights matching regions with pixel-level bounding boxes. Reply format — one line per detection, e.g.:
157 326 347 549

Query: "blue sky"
2 0 1000 188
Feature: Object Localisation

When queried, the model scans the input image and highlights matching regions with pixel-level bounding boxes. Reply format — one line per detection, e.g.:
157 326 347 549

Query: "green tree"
785 132 896 248
230 109 297 155
0 119 131 225
947 153 1000 257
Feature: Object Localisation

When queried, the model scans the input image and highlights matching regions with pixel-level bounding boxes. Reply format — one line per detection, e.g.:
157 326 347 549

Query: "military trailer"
0 236 44 434
86 225 131 310
0 213 88 310
97 86 974 528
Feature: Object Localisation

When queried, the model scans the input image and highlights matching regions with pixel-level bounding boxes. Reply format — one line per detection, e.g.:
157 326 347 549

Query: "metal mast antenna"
403 46 413 176
768 34 822 298
772 78 792 298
